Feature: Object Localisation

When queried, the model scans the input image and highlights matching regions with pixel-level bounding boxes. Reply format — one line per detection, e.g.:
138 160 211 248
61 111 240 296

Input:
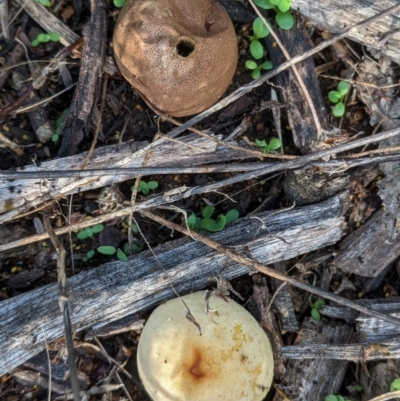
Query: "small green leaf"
328 91 341 103
390 378 400 392
250 40 264 60
245 60 258 70
277 0 291 12
38 0 51 6
38 33 50 43
251 69 261 80
85 227 94 238
117 248 128 261
313 300 326 309
138 180 149 195
254 0 274 8
201 215 227 232
337 81 349 96
114 0 126 7
325 396 339 401
51 133 59 142
77 230 88 240
261 60 273 70
49 32 60 42
187 213 197 229
225 209 239 225
255 138 267 148
97 245 117 255
269 137 281 150
311 308 321 321
86 249 95 259
131 223 138 234
91 224 104 234
253 18 269 39
146 181 159 190
337 396 345 401
333 102 345 117
275 11 294 30
202 206 214 219
31 39 40 47
132 243 143 253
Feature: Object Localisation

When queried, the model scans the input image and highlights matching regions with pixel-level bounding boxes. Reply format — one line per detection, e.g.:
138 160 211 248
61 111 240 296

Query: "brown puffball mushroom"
112 0 238 117
137 291 274 401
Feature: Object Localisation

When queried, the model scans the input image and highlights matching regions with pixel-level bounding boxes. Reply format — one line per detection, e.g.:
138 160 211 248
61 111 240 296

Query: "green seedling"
35 0 51 6
133 180 159 196
248 17 269 60
324 395 352 401
309 296 325 321
123 242 143 255
76 224 104 240
245 60 273 80
52 108 68 142
390 378 400 392
113 0 126 7
187 206 239 232
328 81 349 117
255 137 281 153
82 249 95 263
32 32 60 47
97 245 127 261
254 0 294 30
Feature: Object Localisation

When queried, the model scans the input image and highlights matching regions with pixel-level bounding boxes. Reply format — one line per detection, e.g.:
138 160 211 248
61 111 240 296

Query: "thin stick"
140 209 400 328
42 217 80 401
366 390 400 401
166 3 400 138
247 0 322 136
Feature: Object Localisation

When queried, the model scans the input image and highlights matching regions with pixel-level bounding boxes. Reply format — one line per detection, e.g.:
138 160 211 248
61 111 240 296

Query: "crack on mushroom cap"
113 0 238 117
137 291 274 401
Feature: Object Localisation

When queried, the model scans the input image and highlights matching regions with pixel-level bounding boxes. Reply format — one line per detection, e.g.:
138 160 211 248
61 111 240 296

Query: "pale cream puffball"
137 291 274 401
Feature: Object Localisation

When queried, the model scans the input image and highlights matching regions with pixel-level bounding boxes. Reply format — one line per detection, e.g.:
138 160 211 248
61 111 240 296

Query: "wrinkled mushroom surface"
113 0 238 117
137 291 274 401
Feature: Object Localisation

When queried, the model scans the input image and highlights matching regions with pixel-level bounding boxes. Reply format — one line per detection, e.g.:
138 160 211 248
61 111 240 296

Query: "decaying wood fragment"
272 262 299 333
58 0 106 157
333 210 400 277
273 319 353 401
0 193 349 376
291 0 400 65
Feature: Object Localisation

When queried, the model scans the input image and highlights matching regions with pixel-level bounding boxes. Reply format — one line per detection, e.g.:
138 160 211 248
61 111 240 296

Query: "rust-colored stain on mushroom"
113 0 238 117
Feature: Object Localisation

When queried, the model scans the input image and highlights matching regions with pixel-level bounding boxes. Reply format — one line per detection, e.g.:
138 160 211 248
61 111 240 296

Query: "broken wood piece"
333 209 400 277
0 193 349 376
292 0 400 65
272 262 299 333
273 319 353 400
58 0 107 157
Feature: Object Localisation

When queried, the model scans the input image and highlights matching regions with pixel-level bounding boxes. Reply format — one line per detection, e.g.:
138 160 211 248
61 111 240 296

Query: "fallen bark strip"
0 134 252 223
292 0 400 65
280 337 400 360
0 193 349 376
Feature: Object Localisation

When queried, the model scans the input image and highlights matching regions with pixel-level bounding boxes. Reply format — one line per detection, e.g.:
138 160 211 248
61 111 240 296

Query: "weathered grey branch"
281 337 400 360
0 134 252 223
0 193 349 376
